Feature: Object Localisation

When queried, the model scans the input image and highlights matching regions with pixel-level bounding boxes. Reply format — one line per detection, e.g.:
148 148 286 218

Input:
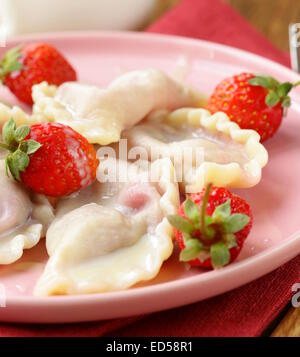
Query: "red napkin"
148 0 290 66
114 256 300 337
0 0 299 337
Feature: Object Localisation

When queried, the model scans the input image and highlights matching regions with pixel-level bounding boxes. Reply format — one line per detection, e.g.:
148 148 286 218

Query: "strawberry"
0 118 99 197
207 73 300 141
167 184 252 269
0 43 77 105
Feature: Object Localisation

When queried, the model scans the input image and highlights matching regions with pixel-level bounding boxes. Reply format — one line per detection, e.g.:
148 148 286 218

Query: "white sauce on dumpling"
0 160 54 264
32 69 203 145
126 117 250 166
34 159 179 295
122 108 268 192
0 170 32 236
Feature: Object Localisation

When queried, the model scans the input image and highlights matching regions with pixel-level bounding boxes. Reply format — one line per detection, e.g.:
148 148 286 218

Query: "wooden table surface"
151 0 300 337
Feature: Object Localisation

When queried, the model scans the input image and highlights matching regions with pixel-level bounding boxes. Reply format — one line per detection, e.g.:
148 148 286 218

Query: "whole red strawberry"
207 73 298 141
1 119 99 197
0 43 77 105
168 184 252 269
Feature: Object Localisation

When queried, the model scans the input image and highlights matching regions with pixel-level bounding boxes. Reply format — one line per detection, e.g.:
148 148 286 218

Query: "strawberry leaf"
210 242 230 268
249 76 296 110
248 75 279 89
167 215 194 234
277 82 293 97
184 197 201 224
205 215 213 226
182 232 192 243
12 149 29 170
6 154 20 181
24 140 42 154
6 149 30 181
224 213 250 233
0 46 23 79
248 76 271 88
14 125 30 142
204 215 215 239
224 233 237 248
265 90 281 107
2 118 16 146
179 239 203 262
205 226 216 239
281 96 291 108
4 156 10 177
212 199 231 222
1 118 42 182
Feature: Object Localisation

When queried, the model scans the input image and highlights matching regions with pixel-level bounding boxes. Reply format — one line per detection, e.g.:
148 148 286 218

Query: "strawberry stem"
200 183 212 238
248 75 299 108
292 80 300 88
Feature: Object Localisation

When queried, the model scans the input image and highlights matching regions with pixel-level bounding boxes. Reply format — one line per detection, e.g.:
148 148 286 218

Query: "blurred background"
153 0 300 51
0 0 299 51
220 0 300 51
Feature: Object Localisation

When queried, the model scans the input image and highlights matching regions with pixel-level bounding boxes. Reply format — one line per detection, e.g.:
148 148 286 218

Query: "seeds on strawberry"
207 73 300 142
0 43 77 105
0 118 99 197
167 184 252 269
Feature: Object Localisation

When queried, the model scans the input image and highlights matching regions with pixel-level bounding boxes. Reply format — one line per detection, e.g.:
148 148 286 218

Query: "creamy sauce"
41 69 199 145
0 161 32 236
0 160 54 264
125 120 249 167
34 159 177 295
50 171 163 255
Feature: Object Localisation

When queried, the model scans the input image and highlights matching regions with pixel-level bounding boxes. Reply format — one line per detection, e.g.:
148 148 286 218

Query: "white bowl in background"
0 0 156 36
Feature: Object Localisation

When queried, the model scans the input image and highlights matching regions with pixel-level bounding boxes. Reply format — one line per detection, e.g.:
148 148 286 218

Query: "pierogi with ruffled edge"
121 108 268 193
31 69 204 145
0 102 39 130
34 158 179 296
0 67 269 296
0 160 54 264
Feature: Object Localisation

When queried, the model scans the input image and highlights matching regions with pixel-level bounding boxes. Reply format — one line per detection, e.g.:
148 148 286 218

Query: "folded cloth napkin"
113 256 300 337
148 0 290 66
0 0 298 337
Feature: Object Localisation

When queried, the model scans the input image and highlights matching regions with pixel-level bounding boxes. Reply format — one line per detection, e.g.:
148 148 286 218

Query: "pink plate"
0 31 300 323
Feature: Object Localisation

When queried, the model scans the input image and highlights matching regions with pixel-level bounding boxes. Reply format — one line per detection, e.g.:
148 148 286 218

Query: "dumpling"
34 158 179 296
0 102 38 130
121 108 268 193
32 69 204 145
0 160 54 264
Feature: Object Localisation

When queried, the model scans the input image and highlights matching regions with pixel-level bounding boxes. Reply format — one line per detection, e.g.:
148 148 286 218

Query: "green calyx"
248 75 300 109
0 46 23 82
167 184 250 269
0 118 41 181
